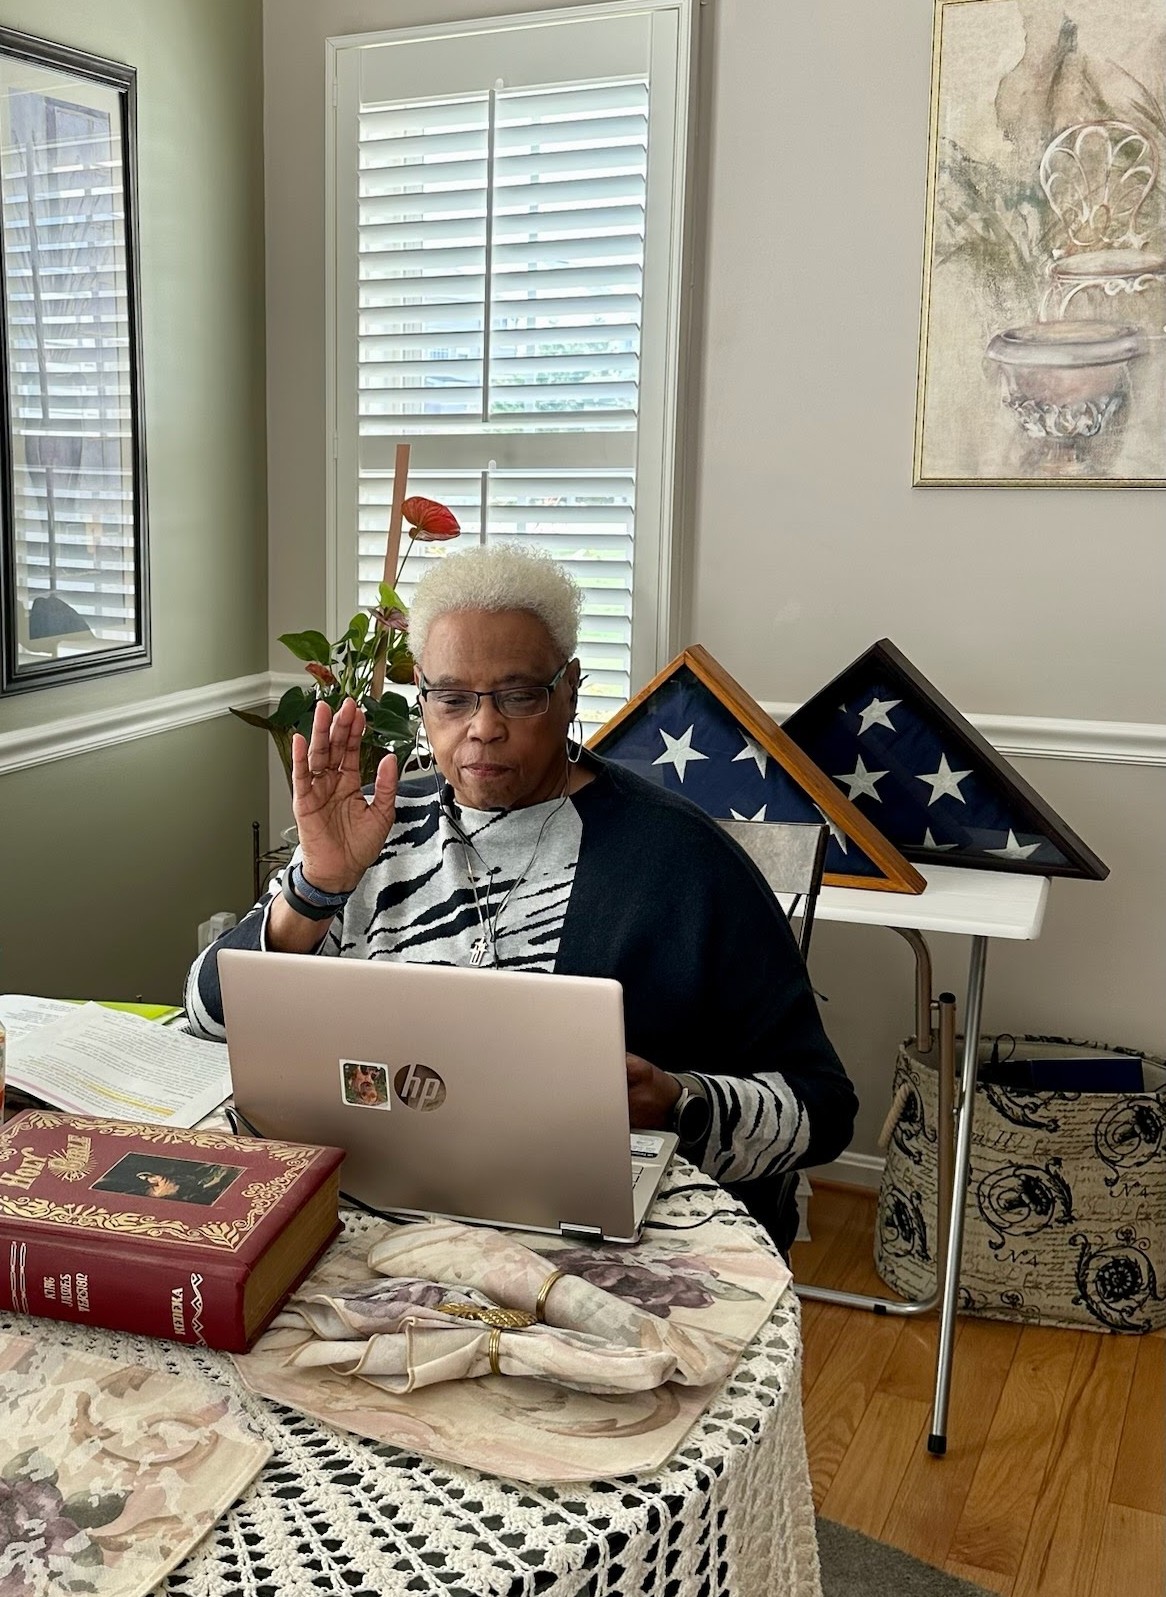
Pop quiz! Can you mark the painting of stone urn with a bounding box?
[915,0,1165,486]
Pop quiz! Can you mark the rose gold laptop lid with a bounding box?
[218,950,675,1243]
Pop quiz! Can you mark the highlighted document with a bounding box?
[4,1003,231,1127]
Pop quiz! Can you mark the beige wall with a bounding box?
[694,0,1165,720]
[693,1,1165,1161]
[0,0,268,1002]
[263,0,1165,1157]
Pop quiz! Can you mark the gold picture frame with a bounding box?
[913,0,1166,487]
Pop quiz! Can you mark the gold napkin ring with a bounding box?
[438,1301,534,1329]
[535,1268,565,1323]
[487,1325,503,1377]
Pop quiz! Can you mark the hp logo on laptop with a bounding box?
[394,1062,446,1111]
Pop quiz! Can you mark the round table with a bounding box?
[2,1166,821,1597]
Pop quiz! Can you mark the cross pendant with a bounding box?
[470,937,490,966]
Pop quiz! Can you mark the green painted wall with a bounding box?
[0,0,268,1002]
[0,723,270,1001]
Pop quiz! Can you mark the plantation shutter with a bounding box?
[330,5,691,729]
[2,90,136,656]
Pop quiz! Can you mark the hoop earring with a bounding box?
[567,716,583,764]
[412,715,434,772]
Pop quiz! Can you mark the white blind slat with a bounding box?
[2,115,138,653]
[341,17,687,716]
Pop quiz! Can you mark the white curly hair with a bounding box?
[408,543,582,664]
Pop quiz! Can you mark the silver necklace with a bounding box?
[458,780,571,967]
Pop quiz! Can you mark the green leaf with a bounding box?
[269,686,316,728]
[362,692,413,735]
[2,1447,57,1485]
[345,611,370,646]
[701,1277,761,1301]
[229,705,277,732]
[278,629,332,664]
[64,1487,128,1529]
[377,583,405,612]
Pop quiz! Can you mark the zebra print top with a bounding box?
[185,757,856,1245]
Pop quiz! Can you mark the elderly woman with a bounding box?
[186,546,856,1250]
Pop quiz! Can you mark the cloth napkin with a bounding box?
[0,1331,270,1597]
[234,1210,792,1481]
[265,1217,782,1395]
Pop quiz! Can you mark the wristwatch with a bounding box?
[670,1073,712,1147]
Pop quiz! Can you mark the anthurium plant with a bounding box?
[232,494,461,789]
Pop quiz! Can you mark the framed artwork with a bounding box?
[587,645,926,894]
[781,639,1109,880]
[914,0,1166,487]
[0,27,149,693]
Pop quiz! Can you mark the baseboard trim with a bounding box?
[2,670,1163,775]
[0,672,271,777]
[808,1151,885,1191]
[761,701,1166,767]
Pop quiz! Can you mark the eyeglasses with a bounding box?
[418,661,570,721]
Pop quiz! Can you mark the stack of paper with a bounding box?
[0,997,231,1128]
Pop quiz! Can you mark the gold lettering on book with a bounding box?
[0,1150,47,1190]
[75,1273,90,1313]
[170,1285,185,1337]
[60,1274,73,1307]
[43,1277,56,1300]
[0,1113,327,1244]
[47,1136,93,1182]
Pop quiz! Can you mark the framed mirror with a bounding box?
[0,27,148,694]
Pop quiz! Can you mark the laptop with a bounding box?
[218,949,678,1244]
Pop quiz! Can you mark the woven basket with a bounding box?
[875,1036,1166,1333]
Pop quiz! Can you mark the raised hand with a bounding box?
[290,698,398,894]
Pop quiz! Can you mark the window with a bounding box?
[0,27,148,694]
[328,3,692,728]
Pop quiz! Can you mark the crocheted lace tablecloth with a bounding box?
[1,1168,822,1597]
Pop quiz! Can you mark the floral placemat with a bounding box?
[233,1213,791,1483]
[0,1332,270,1597]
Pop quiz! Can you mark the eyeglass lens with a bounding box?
[425,687,551,719]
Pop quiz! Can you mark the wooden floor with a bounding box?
[791,1184,1165,1597]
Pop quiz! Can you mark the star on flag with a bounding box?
[985,830,1041,861]
[652,725,709,782]
[916,754,973,805]
[834,755,888,803]
[815,805,848,853]
[856,696,902,735]
[732,734,769,778]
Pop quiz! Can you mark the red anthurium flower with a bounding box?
[402,496,460,541]
[305,661,338,688]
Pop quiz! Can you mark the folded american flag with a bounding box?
[781,640,1107,880]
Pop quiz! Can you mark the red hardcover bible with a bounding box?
[0,1110,345,1351]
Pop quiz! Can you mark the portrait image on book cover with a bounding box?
[93,1152,245,1206]
[340,1059,391,1110]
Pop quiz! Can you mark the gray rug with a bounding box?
[818,1520,995,1596]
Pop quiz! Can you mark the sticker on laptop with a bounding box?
[340,1058,391,1110]
[630,1133,664,1160]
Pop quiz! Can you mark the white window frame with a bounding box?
[324,0,693,690]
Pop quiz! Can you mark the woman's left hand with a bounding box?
[626,1052,682,1129]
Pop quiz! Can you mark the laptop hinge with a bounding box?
[558,1222,604,1241]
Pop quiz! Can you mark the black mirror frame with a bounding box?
[0,26,149,696]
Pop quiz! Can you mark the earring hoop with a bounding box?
[411,715,434,772]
